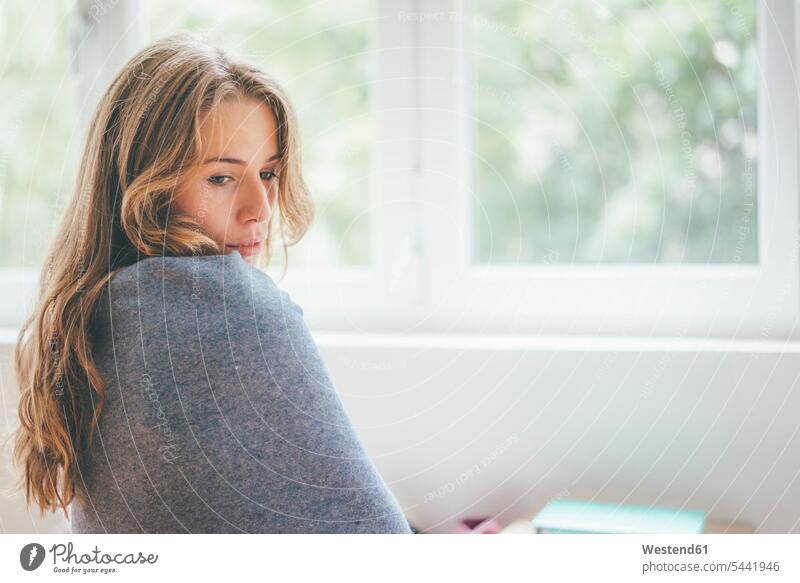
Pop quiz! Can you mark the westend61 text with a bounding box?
[642,544,708,555]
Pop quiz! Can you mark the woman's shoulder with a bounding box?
[111,250,269,292]
[104,251,303,320]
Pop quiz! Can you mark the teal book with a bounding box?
[531,499,705,534]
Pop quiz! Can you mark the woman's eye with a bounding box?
[207,175,232,185]
[260,170,279,181]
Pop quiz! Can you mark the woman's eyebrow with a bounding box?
[202,153,281,165]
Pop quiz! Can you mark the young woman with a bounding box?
[13,33,412,534]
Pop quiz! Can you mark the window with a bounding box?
[403,0,795,337]
[1,0,798,339]
[0,0,79,268]
[472,0,758,265]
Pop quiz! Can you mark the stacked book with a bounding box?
[530,499,706,534]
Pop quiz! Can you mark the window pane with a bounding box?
[472,0,758,264]
[0,0,79,267]
[145,0,371,268]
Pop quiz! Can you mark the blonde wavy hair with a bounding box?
[12,32,314,518]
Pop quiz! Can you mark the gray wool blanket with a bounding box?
[69,251,411,534]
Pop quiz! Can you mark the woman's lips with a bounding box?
[226,241,262,256]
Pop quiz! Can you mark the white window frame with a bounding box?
[1,0,798,341]
[397,0,800,339]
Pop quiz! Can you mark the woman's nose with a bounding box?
[237,173,274,223]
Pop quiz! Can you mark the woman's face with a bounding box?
[173,96,281,266]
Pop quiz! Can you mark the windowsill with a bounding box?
[0,327,18,347]
[4,325,800,355]
[311,331,800,354]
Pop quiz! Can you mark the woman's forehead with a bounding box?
[198,97,279,161]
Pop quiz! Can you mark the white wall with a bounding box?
[2,333,799,533]
[0,340,70,534]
